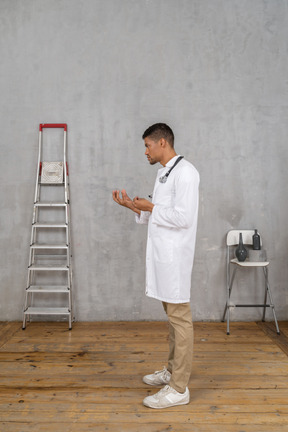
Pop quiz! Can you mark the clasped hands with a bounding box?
[112,189,154,213]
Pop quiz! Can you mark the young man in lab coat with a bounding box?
[112,123,199,409]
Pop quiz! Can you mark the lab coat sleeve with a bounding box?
[135,211,150,225]
[151,167,199,229]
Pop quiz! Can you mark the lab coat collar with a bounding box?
[165,155,181,168]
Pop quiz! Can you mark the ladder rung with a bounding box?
[24,307,70,316]
[27,285,70,293]
[29,264,69,271]
[33,222,67,228]
[39,182,64,186]
[31,256,68,260]
[34,202,67,207]
[30,243,68,249]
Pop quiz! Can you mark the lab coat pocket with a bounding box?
[153,236,174,263]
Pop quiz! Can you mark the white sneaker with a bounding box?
[143,385,190,409]
[143,367,171,386]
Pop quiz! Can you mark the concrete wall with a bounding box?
[0,0,288,322]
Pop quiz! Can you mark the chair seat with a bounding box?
[230,258,269,267]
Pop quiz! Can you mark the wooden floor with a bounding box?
[0,321,288,432]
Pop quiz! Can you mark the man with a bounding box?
[112,123,199,409]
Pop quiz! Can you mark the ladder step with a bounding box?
[30,243,68,249]
[34,202,67,207]
[39,182,64,186]
[24,307,70,316]
[33,222,67,228]
[29,264,69,271]
[27,285,70,293]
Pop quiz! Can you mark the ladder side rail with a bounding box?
[67,200,73,324]
[65,223,69,247]
[66,237,70,267]
[67,267,72,330]
[66,194,73,323]
[67,269,71,305]
[69,264,74,324]
[32,185,41,225]
[31,227,37,266]
[24,273,31,313]
[34,178,41,220]
[63,130,69,204]
[63,128,71,267]
[31,179,40,253]
[34,129,42,204]
[67,202,73,287]
[30,212,38,268]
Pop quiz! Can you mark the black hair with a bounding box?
[142,123,174,148]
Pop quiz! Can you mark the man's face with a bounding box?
[144,136,162,165]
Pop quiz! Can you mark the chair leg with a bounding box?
[262,269,268,322]
[227,303,230,335]
[262,267,280,335]
[222,267,237,321]
[222,267,237,335]
[222,303,228,322]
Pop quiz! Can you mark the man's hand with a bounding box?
[133,197,154,213]
[112,189,141,214]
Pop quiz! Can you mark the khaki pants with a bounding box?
[162,302,194,393]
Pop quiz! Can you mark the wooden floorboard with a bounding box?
[257,321,288,356]
[0,321,288,432]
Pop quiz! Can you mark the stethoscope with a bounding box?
[148,156,184,199]
[159,156,184,183]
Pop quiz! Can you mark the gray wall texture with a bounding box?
[0,0,288,322]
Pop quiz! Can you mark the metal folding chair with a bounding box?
[222,229,280,335]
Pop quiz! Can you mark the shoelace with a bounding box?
[158,385,173,395]
[154,366,168,376]
[154,367,171,382]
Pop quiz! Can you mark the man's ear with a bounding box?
[159,138,166,147]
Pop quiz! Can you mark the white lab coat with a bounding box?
[136,155,199,303]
